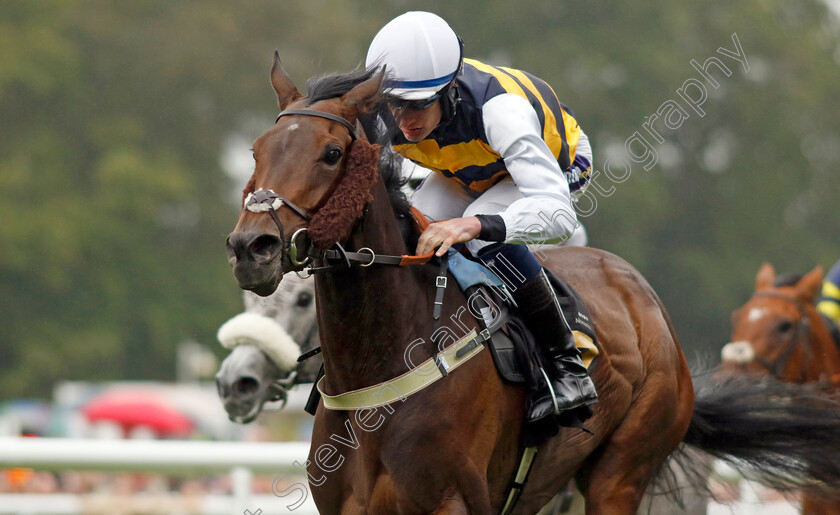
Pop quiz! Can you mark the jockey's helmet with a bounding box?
[366,11,463,102]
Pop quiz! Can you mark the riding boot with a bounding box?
[512,268,598,423]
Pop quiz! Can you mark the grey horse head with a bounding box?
[215,273,321,423]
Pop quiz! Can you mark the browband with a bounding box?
[276,109,360,141]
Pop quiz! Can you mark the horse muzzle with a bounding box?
[226,227,315,294]
[226,229,285,296]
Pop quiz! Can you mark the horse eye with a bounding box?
[296,291,313,308]
[777,320,793,333]
[324,148,343,165]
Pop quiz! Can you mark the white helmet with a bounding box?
[366,11,462,100]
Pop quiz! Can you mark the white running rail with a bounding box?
[0,437,318,514]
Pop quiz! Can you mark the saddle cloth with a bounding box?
[448,249,599,386]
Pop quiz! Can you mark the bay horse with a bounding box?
[721,262,840,514]
[225,54,840,514]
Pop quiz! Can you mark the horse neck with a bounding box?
[314,179,437,394]
[803,309,840,381]
[777,308,840,383]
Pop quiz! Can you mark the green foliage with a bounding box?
[1,0,838,398]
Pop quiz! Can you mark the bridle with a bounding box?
[243,107,435,274]
[747,291,812,380]
[243,109,360,226]
[244,105,460,385]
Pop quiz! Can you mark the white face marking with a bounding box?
[747,307,768,322]
[287,123,299,132]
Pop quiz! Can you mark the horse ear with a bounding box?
[756,262,776,291]
[341,70,384,117]
[271,51,302,110]
[795,265,824,303]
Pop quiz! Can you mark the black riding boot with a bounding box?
[512,268,598,423]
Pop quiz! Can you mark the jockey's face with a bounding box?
[390,99,442,142]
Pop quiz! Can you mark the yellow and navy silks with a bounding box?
[818,260,840,326]
[392,58,583,193]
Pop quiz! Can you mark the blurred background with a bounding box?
[1,0,838,512]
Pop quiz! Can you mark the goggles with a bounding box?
[385,91,442,111]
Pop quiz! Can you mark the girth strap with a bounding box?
[500,446,540,515]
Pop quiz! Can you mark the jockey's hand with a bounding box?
[416,216,482,257]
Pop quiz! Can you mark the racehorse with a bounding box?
[225,55,840,514]
[216,273,321,423]
[721,262,840,514]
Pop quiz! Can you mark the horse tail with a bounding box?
[682,372,840,493]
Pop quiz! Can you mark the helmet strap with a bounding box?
[439,83,460,124]
[439,36,464,124]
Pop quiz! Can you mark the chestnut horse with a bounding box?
[721,262,840,514]
[225,55,840,514]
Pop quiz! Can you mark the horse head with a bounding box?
[721,262,840,383]
[216,344,285,424]
[215,273,321,423]
[226,52,384,296]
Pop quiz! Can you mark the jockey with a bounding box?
[366,11,597,422]
[818,259,840,328]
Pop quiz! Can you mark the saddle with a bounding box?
[449,250,599,443]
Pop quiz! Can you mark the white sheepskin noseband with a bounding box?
[244,189,284,213]
[720,340,756,365]
[217,312,301,370]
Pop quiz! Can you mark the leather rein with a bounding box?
[243,108,435,275]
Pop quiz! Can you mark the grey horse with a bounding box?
[215,273,321,423]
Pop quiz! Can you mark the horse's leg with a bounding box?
[578,367,693,514]
[431,496,469,514]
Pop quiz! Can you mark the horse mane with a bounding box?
[305,68,411,217]
[305,67,379,106]
[774,273,803,288]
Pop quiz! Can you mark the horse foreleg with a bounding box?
[431,496,469,514]
[429,473,491,515]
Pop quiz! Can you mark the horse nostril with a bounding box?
[250,234,282,261]
[226,231,282,264]
[226,231,252,264]
[233,377,260,395]
[225,235,240,266]
[215,377,228,398]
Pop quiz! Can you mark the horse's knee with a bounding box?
[432,496,469,515]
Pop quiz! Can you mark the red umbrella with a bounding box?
[82,390,194,437]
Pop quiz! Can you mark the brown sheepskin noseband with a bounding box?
[307,138,380,250]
